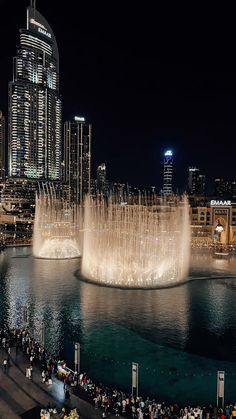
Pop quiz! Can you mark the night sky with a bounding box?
[0,1,235,192]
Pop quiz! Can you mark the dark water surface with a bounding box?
[1,247,236,403]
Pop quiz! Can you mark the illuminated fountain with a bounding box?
[33,192,81,259]
[82,195,190,288]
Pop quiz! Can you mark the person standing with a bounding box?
[2,359,7,372]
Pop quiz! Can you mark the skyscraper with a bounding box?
[97,163,106,195]
[214,178,235,198]
[0,111,5,180]
[8,1,61,180]
[188,167,206,195]
[162,150,173,196]
[64,116,91,202]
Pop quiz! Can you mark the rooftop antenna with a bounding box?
[30,0,36,8]
[30,0,36,19]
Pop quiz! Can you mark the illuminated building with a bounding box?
[8,1,61,180]
[214,178,236,198]
[188,167,206,195]
[190,199,236,246]
[0,111,5,180]
[162,150,173,196]
[97,163,106,195]
[64,116,91,202]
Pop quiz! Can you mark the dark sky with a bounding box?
[0,1,236,192]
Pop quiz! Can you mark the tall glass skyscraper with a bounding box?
[8,1,61,180]
[163,150,173,196]
[188,167,206,195]
[97,163,106,195]
[64,116,92,203]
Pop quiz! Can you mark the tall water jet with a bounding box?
[33,192,81,259]
[82,195,190,288]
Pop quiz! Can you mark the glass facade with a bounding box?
[64,118,91,202]
[8,5,61,180]
[97,163,106,195]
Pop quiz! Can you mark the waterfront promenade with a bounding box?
[0,347,125,419]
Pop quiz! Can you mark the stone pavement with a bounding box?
[0,347,126,419]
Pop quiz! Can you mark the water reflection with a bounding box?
[1,248,236,402]
[79,279,190,350]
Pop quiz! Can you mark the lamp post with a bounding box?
[132,362,139,397]
[74,342,80,374]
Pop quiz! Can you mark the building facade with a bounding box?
[188,167,206,195]
[190,198,236,246]
[8,2,61,180]
[214,178,236,198]
[64,116,91,202]
[97,163,106,195]
[162,150,173,196]
[0,111,5,180]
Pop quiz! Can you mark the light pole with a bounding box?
[74,342,80,374]
[217,371,225,408]
[132,362,139,397]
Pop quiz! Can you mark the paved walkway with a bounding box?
[0,347,126,419]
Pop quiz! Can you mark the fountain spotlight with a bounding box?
[81,195,191,289]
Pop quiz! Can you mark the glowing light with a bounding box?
[211,200,231,206]
[74,116,85,122]
[164,150,173,156]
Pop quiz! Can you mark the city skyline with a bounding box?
[0,1,236,190]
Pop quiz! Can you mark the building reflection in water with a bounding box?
[2,248,82,356]
[1,248,236,363]
[2,248,236,401]
[79,277,190,351]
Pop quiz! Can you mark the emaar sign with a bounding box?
[38,27,51,38]
[210,200,231,206]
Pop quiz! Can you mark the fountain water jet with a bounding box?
[82,195,190,288]
[33,192,81,259]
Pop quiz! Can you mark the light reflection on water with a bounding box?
[1,247,236,403]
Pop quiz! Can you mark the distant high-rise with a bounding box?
[188,167,206,195]
[97,163,106,195]
[162,150,173,196]
[0,111,5,180]
[214,178,236,198]
[8,2,61,179]
[64,116,91,202]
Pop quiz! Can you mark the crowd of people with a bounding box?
[1,326,236,419]
[40,407,79,418]
[70,372,236,418]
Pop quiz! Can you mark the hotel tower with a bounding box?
[163,150,173,196]
[8,1,61,180]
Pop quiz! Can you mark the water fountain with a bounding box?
[33,192,81,259]
[82,195,190,288]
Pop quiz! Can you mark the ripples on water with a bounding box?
[1,247,236,403]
